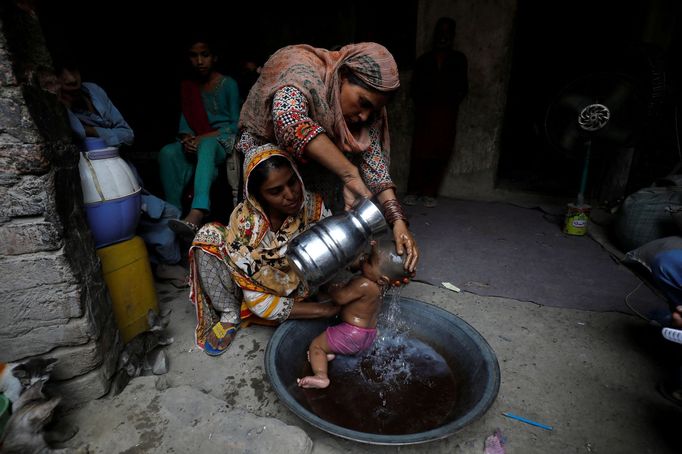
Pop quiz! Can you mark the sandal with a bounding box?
[169,219,200,241]
[204,322,239,356]
[403,194,419,206]
[422,196,438,208]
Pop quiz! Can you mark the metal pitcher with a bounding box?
[287,198,388,289]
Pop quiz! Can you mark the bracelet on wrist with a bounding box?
[381,199,409,227]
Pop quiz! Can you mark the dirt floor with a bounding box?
[60,277,682,453]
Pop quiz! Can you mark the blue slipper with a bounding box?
[204,322,239,356]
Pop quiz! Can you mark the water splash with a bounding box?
[351,288,418,391]
[377,288,409,337]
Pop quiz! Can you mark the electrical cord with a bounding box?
[624,280,661,326]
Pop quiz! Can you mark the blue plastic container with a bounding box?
[85,192,141,248]
[78,142,141,249]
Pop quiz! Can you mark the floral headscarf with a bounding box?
[193,144,328,299]
[239,42,400,154]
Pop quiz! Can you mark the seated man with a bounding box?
[56,57,134,149]
[649,248,682,406]
[651,249,682,328]
[56,55,187,286]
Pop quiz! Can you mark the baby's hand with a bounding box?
[390,270,416,287]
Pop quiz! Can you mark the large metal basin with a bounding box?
[264,297,500,445]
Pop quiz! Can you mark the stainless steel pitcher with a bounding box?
[287,198,388,289]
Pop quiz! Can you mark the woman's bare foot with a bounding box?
[297,375,330,389]
[185,208,204,226]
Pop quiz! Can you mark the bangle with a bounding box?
[382,199,408,227]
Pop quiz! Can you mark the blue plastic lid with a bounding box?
[84,137,108,151]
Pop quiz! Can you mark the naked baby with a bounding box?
[297,240,410,389]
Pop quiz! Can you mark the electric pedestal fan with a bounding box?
[545,72,645,209]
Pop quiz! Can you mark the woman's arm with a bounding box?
[271,86,372,209]
[376,188,419,273]
[85,83,134,147]
[356,123,418,272]
[305,134,372,209]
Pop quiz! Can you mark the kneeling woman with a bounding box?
[189,144,341,355]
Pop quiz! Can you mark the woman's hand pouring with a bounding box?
[392,220,418,273]
[342,173,373,211]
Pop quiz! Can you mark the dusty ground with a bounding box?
[60,279,682,453]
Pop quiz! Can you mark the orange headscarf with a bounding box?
[239,43,400,154]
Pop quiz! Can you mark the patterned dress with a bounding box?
[188,145,330,350]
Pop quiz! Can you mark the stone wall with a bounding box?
[0,2,119,406]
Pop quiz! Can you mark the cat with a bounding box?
[0,377,71,453]
[110,309,174,395]
[0,358,57,404]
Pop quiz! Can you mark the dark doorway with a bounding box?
[498,0,682,202]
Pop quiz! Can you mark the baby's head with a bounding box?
[361,239,411,287]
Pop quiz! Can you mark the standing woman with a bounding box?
[236,43,419,272]
[160,36,241,239]
[405,17,468,208]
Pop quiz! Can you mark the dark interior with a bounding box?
[36,0,417,200]
[36,0,682,203]
[499,0,682,202]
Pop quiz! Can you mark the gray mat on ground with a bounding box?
[405,198,667,313]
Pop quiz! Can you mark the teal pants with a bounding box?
[158,137,226,212]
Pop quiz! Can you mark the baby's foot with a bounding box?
[297,375,330,389]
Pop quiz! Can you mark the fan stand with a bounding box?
[577,140,591,206]
[575,103,611,206]
[563,103,611,235]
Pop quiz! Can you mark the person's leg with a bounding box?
[158,142,193,210]
[651,249,682,328]
[138,194,182,265]
[297,331,333,389]
[191,136,227,212]
[194,249,241,354]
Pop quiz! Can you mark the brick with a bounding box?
[0,86,42,144]
[0,219,62,255]
[0,312,95,360]
[0,251,73,291]
[0,282,83,338]
[0,143,50,176]
[0,173,48,217]
[30,314,120,381]
[47,336,120,408]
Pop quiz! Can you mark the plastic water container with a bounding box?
[96,236,159,343]
[79,139,141,248]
